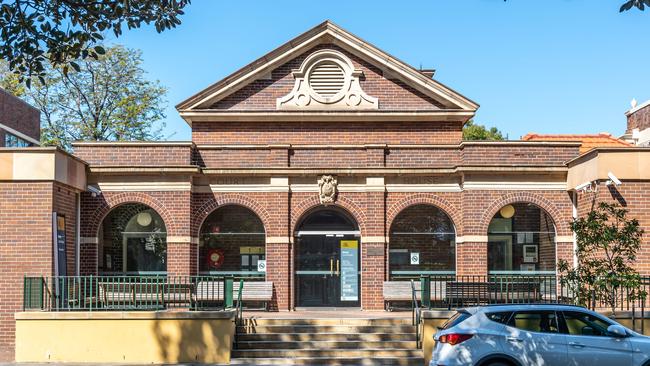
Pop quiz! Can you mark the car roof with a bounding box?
[459,303,588,314]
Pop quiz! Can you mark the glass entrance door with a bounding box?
[296,235,360,307]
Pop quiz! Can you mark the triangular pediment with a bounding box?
[176,21,478,123]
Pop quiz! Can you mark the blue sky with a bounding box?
[110,1,650,141]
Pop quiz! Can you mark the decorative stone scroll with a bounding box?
[277,49,378,110]
[318,175,338,205]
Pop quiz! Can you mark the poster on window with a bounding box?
[340,240,359,301]
[52,213,67,277]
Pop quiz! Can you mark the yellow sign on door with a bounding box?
[340,240,358,249]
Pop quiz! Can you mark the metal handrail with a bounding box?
[411,279,422,349]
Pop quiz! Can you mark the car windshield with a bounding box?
[441,311,471,330]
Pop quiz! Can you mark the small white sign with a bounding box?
[257,260,267,272]
[410,252,420,265]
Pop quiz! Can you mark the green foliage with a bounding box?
[0,45,167,150]
[462,120,505,141]
[0,0,190,82]
[558,202,646,314]
[620,0,650,11]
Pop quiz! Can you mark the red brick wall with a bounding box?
[627,104,650,133]
[73,144,194,166]
[210,44,444,111]
[192,121,463,145]
[0,88,40,146]
[0,182,79,361]
[577,182,650,275]
[462,143,579,166]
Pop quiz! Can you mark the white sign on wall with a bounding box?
[410,252,420,265]
[257,260,267,272]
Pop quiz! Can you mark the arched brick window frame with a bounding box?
[87,192,175,238]
[192,194,271,238]
[291,195,367,236]
[386,194,462,236]
[479,192,570,237]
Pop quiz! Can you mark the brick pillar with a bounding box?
[167,240,197,277]
[361,178,386,310]
[79,237,98,275]
[456,239,488,277]
[266,239,291,311]
[361,239,386,310]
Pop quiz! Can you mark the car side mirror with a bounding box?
[607,324,627,338]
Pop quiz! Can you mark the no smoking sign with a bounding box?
[410,252,420,265]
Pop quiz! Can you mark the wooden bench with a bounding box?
[490,282,541,302]
[383,281,447,310]
[194,281,273,310]
[98,281,192,309]
[446,281,491,308]
[234,282,273,310]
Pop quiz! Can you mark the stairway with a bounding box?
[230,317,424,366]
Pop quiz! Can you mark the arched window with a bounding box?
[389,204,456,280]
[199,205,265,278]
[488,203,556,275]
[99,204,167,274]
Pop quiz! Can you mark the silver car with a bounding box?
[431,304,650,366]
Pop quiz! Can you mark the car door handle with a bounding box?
[568,341,585,348]
[506,337,523,343]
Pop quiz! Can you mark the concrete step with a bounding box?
[237,324,416,334]
[236,340,419,350]
[240,318,412,326]
[232,349,423,358]
[236,332,417,342]
[230,356,424,365]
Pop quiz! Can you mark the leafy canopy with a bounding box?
[462,120,505,141]
[1,45,168,150]
[558,202,646,313]
[0,0,190,83]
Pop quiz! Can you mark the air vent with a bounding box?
[308,61,345,98]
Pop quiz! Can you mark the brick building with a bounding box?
[1,21,649,360]
[0,87,40,147]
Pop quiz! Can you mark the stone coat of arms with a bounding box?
[318,175,338,205]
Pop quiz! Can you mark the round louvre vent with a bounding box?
[308,61,345,98]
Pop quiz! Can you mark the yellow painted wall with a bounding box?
[15,312,235,364]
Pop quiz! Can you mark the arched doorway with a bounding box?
[294,207,360,308]
[198,205,266,280]
[487,202,556,275]
[98,203,167,274]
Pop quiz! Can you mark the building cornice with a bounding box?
[180,110,474,123]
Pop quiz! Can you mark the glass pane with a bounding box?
[488,203,556,273]
[199,205,265,274]
[510,311,559,333]
[389,205,455,280]
[99,204,167,274]
[297,208,358,232]
[563,311,612,336]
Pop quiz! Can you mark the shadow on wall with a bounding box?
[608,185,627,207]
[152,315,233,364]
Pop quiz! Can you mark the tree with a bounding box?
[462,120,506,141]
[0,45,167,150]
[558,202,646,314]
[620,0,650,11]
[502,0,646,12]
[0,0,190,83]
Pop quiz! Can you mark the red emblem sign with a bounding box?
[207,248,225,269]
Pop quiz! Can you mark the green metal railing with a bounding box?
[23,275,244,312]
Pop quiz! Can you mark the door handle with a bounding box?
[336,260,340,275]
[506,336,523,343]
[568,341,585,348]
[330,259,334,275]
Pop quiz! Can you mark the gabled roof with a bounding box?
[176,20,478,123]
[522,132,632,154]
